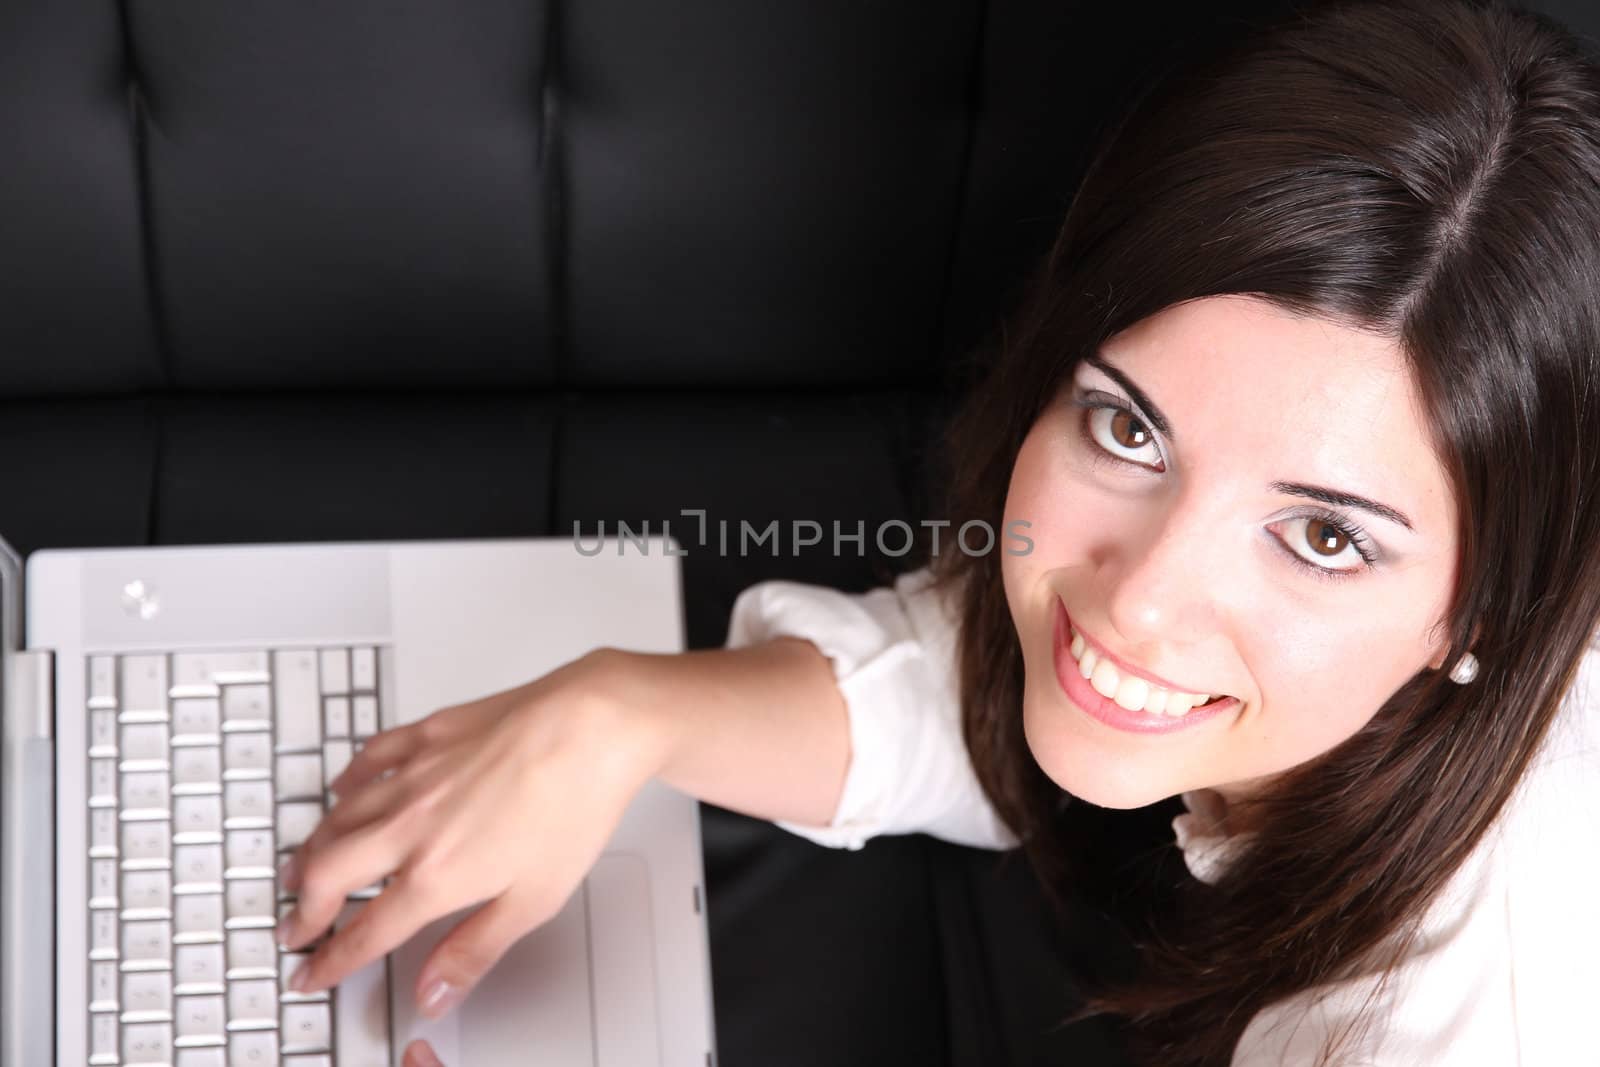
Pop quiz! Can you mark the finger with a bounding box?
[328,723,423,798]
[414,893,537,1021]
[403,1039,446,1067]
[279,820,405,951]
[281,770,409,895]
[289,870,446,994]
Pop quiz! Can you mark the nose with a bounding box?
[1098,494,1226,651]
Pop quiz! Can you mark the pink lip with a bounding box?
[1052,600,1236,735]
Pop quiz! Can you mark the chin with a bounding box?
[1020,691,1176,810]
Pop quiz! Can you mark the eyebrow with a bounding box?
[1085,355,1173,438]
[1270,482,1415,531]
[1083,354,1417,532]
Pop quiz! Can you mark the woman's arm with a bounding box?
[594,636,852,828]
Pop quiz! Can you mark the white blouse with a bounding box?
[724,566,1600,1065]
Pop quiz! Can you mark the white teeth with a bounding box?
[1090,659,1121,699]
[1067,626,1224,718]
[1113,676,1149,711]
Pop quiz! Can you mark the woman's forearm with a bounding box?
[589,639,852,828]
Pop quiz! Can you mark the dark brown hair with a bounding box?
[924,0,1600,1062]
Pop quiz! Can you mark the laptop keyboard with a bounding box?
[84,647,393,1066]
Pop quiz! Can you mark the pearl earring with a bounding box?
[1448,652,1480,685]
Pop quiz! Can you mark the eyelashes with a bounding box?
[1067,388,1380,581]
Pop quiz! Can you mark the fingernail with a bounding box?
[288,960,313,993]
[276,908,298,951]
[419,977,463,1020]
[410,1042,445,1067]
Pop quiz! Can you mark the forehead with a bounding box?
[1099,295,1453,527]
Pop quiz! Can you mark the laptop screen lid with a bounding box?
[1,533,55,1067]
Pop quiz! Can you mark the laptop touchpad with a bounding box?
[454,851,661,1066]
[457,885,595,1063]
[586,851,663,1067]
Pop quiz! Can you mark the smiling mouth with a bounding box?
[1060,614,1232,720]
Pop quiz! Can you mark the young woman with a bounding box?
[275,0,1600,1063]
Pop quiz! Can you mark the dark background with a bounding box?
[5,1,1597,1063]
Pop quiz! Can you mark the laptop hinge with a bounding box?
[6,649,53,741]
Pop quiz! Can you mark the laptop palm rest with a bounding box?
[389,850,661,1066]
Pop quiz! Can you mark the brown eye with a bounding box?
[1306,520,1349,557]
[1083,404,1163,471]
[1110,410,1151,449]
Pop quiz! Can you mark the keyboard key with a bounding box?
[121,869,172,914]
[226,928,277,973]
[229,1029,279,1066]
[224,780,273,824]
[174,895,224,941]
[227,978,278,1025]
[276,753,323,799]
[120,655,168,713]
[319,649,350,695]
[120,721,169,764]
[122,1020,173,1064]
[279,953,324,998]
[227,829,277,874]
[171,697,221,742]
[90,1010,119,1061]
[224,732,273,774]
[90,959,119,1010]
[175,942,226,991]
[275,650,322,750]
[174,650,269,690]
[322,740,353,789]
[173,746,222,788]
[121,771,170,815]
[352,695,379,737]
[89,759,117,803]
[90,909,119,958]
[174,991,226,1039]
[226,879,277,922]
[351,647,376,691]
[223,685,272,730]
[122,970,173,1015]
[177,1048,227,1067]
[122,818,172,864]
[174,795,223,838]
[89,858,118,907]
[282,1000,333,1052]
[121,919,171,965]
[323,696,351,739]
[89,708,118,753]
[89,655,117,705]
[277,803,322,850]
[174,843,224,890]
[90,808,118,854]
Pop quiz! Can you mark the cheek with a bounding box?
[1003,421,1094,573]
[1243,614,1434,754]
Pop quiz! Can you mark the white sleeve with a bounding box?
[723,566,1019,852]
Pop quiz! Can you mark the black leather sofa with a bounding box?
[8,2,1597,1064]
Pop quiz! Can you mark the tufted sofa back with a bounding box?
[6,0,1157,396]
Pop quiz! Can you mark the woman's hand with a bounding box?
[274,648,666,1023]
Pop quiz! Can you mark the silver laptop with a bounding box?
[0,535,716,1066]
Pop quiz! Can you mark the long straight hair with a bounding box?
[925,1,1600,1062]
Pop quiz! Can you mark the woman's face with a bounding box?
[1001,294,1459,813]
